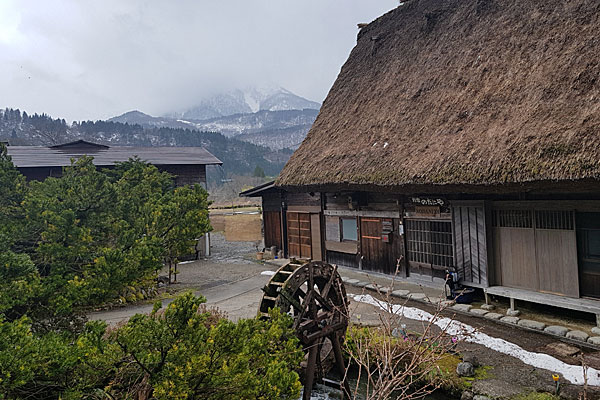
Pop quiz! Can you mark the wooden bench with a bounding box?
[484,286,600,327]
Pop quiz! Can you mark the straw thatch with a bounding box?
[277,0,600,192]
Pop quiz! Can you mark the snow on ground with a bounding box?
[353,294,600,386]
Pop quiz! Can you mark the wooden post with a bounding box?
[596,314,600,329]
[484,291,490,306]
[510,297,516,311]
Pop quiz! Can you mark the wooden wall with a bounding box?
[323,192,404,274]
[263,211,282,250]
[157,164,206,187]
[19,166,64,181]
[262,191,283,212]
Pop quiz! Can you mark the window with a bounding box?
[341,218,358,241]
[405,219,453,268]
[535,210,574,230]
[492,210,532,228]
[325,216,341,241]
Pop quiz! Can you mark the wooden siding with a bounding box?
[158,164,206,187]
[359,217,404,275]
[452,203,489,287]
[311,213,323,261]
[19,166,64,181]
[327,251,359,269]
[263,211,282,251]
[286,192,321,207]
[325,240,357,254]
[262,192,283,212]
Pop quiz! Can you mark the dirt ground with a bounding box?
[348,289,600,399]
[90,233,600,399]
[209,209,262,242]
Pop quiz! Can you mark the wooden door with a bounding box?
[492,210,538,290]
[535,211,578,297]
[452,204,489,287]
[577,212,600,298]
[287,212,312,259]
[360,218,385,273]
[263,211,282,251]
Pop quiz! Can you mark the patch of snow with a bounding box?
[383,142,389,148]
[176,119,197,126]
[261,270,276,276]
[352,294,600,386]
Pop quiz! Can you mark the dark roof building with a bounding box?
[277,0,600,194]
[246,0,600,322]
[7,140,222,186]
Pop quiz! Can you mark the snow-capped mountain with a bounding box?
[109,87,320,150]
[167,86,320,120]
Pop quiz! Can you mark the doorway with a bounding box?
[577,212,600,298]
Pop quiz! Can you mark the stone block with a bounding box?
[460,391,474,400]
[544,325,569,337]
[587,336,600,346]
[591,327,600,336]
[500,316,520,324]
[355,281,369,288]
[566,330,589,342]
[440,300,456,307]
[345,278,360,285]
[379,287,391,294]
[506,309,521,317]
[365,284,378,291]
[462,352,479,367]
[481,304,496,311]
[456,362,474,377]
[341,276,350,283]
[470,308,489,316]
[391,289,410,298]
[484,312,503,320]
[518,319,546,330]
[407,293,427,300]
[452,304,473,313]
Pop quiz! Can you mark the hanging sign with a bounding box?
[411,197,446,206]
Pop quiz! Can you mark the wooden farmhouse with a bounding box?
[7,139,222,256]
[243,0,600,324]
[6,139,222,187]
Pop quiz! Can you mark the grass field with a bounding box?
[209,208,262,243]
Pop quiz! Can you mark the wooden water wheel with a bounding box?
[259,261,351,400]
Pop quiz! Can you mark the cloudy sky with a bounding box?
[0,1,397,121]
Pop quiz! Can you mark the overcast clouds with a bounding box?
[0,1,397,121]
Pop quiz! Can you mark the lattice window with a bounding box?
[405,219,453,268]
[492,210,533,228]
[535,210,574,230]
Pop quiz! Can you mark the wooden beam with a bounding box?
[324,209,401,218]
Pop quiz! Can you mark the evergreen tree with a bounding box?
[253,165,266,178]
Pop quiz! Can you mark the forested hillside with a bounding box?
[0,108,291,180]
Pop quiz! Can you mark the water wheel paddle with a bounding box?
[259,261,351,400]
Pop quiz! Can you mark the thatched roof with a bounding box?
[277,0,600,193]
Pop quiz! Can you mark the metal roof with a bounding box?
[7,145,223,168]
